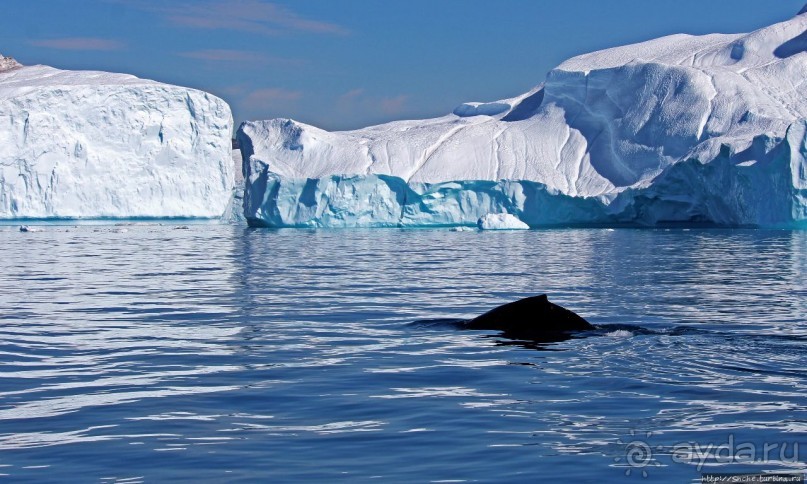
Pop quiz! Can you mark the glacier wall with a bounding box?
[240,8,807,228]
[0,64,234,219]
[242,173,608,229]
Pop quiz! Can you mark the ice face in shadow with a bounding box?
[0,62,234,219]
[240,8,807,228]
[241,164,608,228]
[774,29,807,58]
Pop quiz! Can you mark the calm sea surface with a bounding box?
[0,225,805,483]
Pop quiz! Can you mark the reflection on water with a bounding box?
[0,225,805,482]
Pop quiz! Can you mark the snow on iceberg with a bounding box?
[0,58,234,220]
[0,54,21,72]
[477,213,529,230]
[240,8,807,228]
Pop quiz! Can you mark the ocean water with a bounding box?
[0,225,805,483]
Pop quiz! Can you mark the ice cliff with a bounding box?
[239,8,807,228]
[0,58,233,219]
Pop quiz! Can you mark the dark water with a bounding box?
[0,225,805,483]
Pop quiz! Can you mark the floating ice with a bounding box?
[240,8,807,228]
[0,61,234,220]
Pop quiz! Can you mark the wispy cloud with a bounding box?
[29,37,125,51]
[178,49,305,66]
[338,88,366,105]
[338,89,410,117]
[244,87,303,105]
[120,0,348,36]
[379,95,408,115]
[219,84,251,97]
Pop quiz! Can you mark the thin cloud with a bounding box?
[178,49,305,66]
[29,37,126,51]
[244,87,303,105]
[338,88,366,104]
[336,89,411,118]
[121,0,349,36]
[219,84,250,97]
[379,95,408,115]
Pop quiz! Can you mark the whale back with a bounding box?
[464,295,594,335]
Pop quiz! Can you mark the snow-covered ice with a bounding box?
[477,214,529,230]
[0,54,21,72]
[240,8,807,228]
[0,60,234,219]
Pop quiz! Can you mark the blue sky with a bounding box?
[1,0,805,131]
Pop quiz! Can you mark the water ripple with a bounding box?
[0,226,804,481]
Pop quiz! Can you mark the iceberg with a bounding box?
[240,7,807,228]
[0,55,234,220]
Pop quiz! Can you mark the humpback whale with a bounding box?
[462,294,594,343]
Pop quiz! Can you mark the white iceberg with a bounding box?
[240,7,807,228]
[477,213,529,230]
[0,56,234,220]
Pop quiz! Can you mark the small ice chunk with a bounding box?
[477,213,529,230]
[19,225,43,232]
